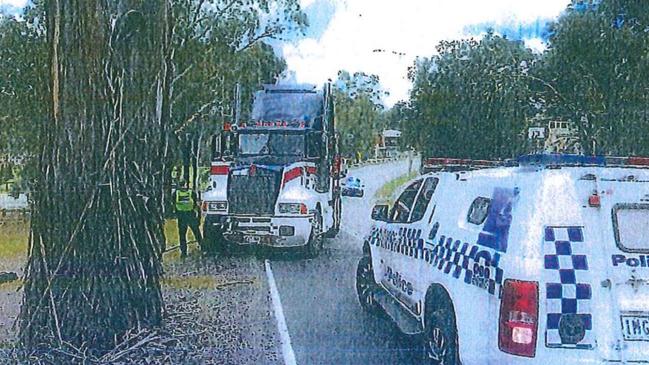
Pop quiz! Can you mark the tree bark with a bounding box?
[19,0,172,353]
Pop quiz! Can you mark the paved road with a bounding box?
[269,159,423,365]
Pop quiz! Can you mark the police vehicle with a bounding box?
[356,155,649,364]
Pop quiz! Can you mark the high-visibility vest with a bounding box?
[175,189,194,212]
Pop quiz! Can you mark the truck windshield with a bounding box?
[238,133,305,157]
[251,92,323,122]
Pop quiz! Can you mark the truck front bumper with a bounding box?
[204,213,313,248]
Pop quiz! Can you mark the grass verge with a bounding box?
[0,221,28,260]
[374,171,418,201]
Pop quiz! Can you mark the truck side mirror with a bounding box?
[371,204,389,221]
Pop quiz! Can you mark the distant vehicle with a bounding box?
[357,154,649,364]
[201,84,342,257]
[342,176,364,197]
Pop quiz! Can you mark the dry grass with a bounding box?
[0,221,28,263]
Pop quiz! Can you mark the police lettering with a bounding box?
[385,267,414,296]
[612,254,649,268]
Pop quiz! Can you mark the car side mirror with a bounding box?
[371,204,389,221]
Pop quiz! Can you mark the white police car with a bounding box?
[356,155,649,364]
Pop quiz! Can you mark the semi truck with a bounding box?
[201,84,341,256]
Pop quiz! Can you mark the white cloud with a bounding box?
[0,0,27,7]
[284,0,570,106]
[525,37,548,54]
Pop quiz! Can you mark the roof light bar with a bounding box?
[518,154,649,168]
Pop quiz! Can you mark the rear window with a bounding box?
[612,203,649,253]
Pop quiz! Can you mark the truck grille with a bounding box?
[228,170,282,215]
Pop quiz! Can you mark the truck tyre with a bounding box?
[203,225,225,256]
[355,256,382,314]
[305,210,323,258]
[324,195,341,238]
[423,288,460,365]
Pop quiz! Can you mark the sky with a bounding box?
[286,0,572,106]
[0,0,572,106]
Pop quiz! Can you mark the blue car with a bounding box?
[342,176,364,197]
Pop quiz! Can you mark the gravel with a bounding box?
[0,252,283,364]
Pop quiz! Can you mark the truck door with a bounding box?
[578,178,649,363]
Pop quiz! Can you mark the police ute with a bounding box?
[356,155,649,364]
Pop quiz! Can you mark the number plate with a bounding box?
[243,235,260,244]
[621,314,649,341]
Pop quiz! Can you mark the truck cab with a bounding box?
[202,84,341,256]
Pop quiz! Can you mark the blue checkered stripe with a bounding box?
[544,226,594,349]
[430,235,504,297]
[369,226,425,257]
[368,225,504,297]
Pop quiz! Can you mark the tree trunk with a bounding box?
[19,0,172,353]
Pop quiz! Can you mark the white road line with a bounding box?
[264,259,298,365]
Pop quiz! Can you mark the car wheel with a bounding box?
[355,256,382,314]
[423,293,459,365]
[305,210,323,258]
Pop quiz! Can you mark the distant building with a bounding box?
[375,129,402,158]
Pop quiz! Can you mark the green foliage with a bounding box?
[406,34,536,160]
[538,0,649,155]
[334,70,388,160]
[0,3,47,158]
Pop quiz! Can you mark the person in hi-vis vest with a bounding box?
[173,179,203,258]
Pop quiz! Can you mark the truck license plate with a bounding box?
[621,314,649,341]
[244,236,260,244]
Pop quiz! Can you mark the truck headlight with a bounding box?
[278,203,307,215]
[207,201,228,212]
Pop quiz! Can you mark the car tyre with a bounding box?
[423,291,459,365]
[355,256,382,314]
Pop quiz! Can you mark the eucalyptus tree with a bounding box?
[0,3,47,162]
[334,70,389,159]
[19,0,173,354]
[170,0,306,189]
[538,0,649,155]
[406,34,536,160]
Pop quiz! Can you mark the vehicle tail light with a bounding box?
[202,201,208,212]
[211,165,229,175]
[498,279,538,358]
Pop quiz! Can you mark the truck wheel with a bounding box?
[423,289,459,365]
[355,256,382,314]
[324,196,341,238]
[203,225,228,256]
[305,210,323,258]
